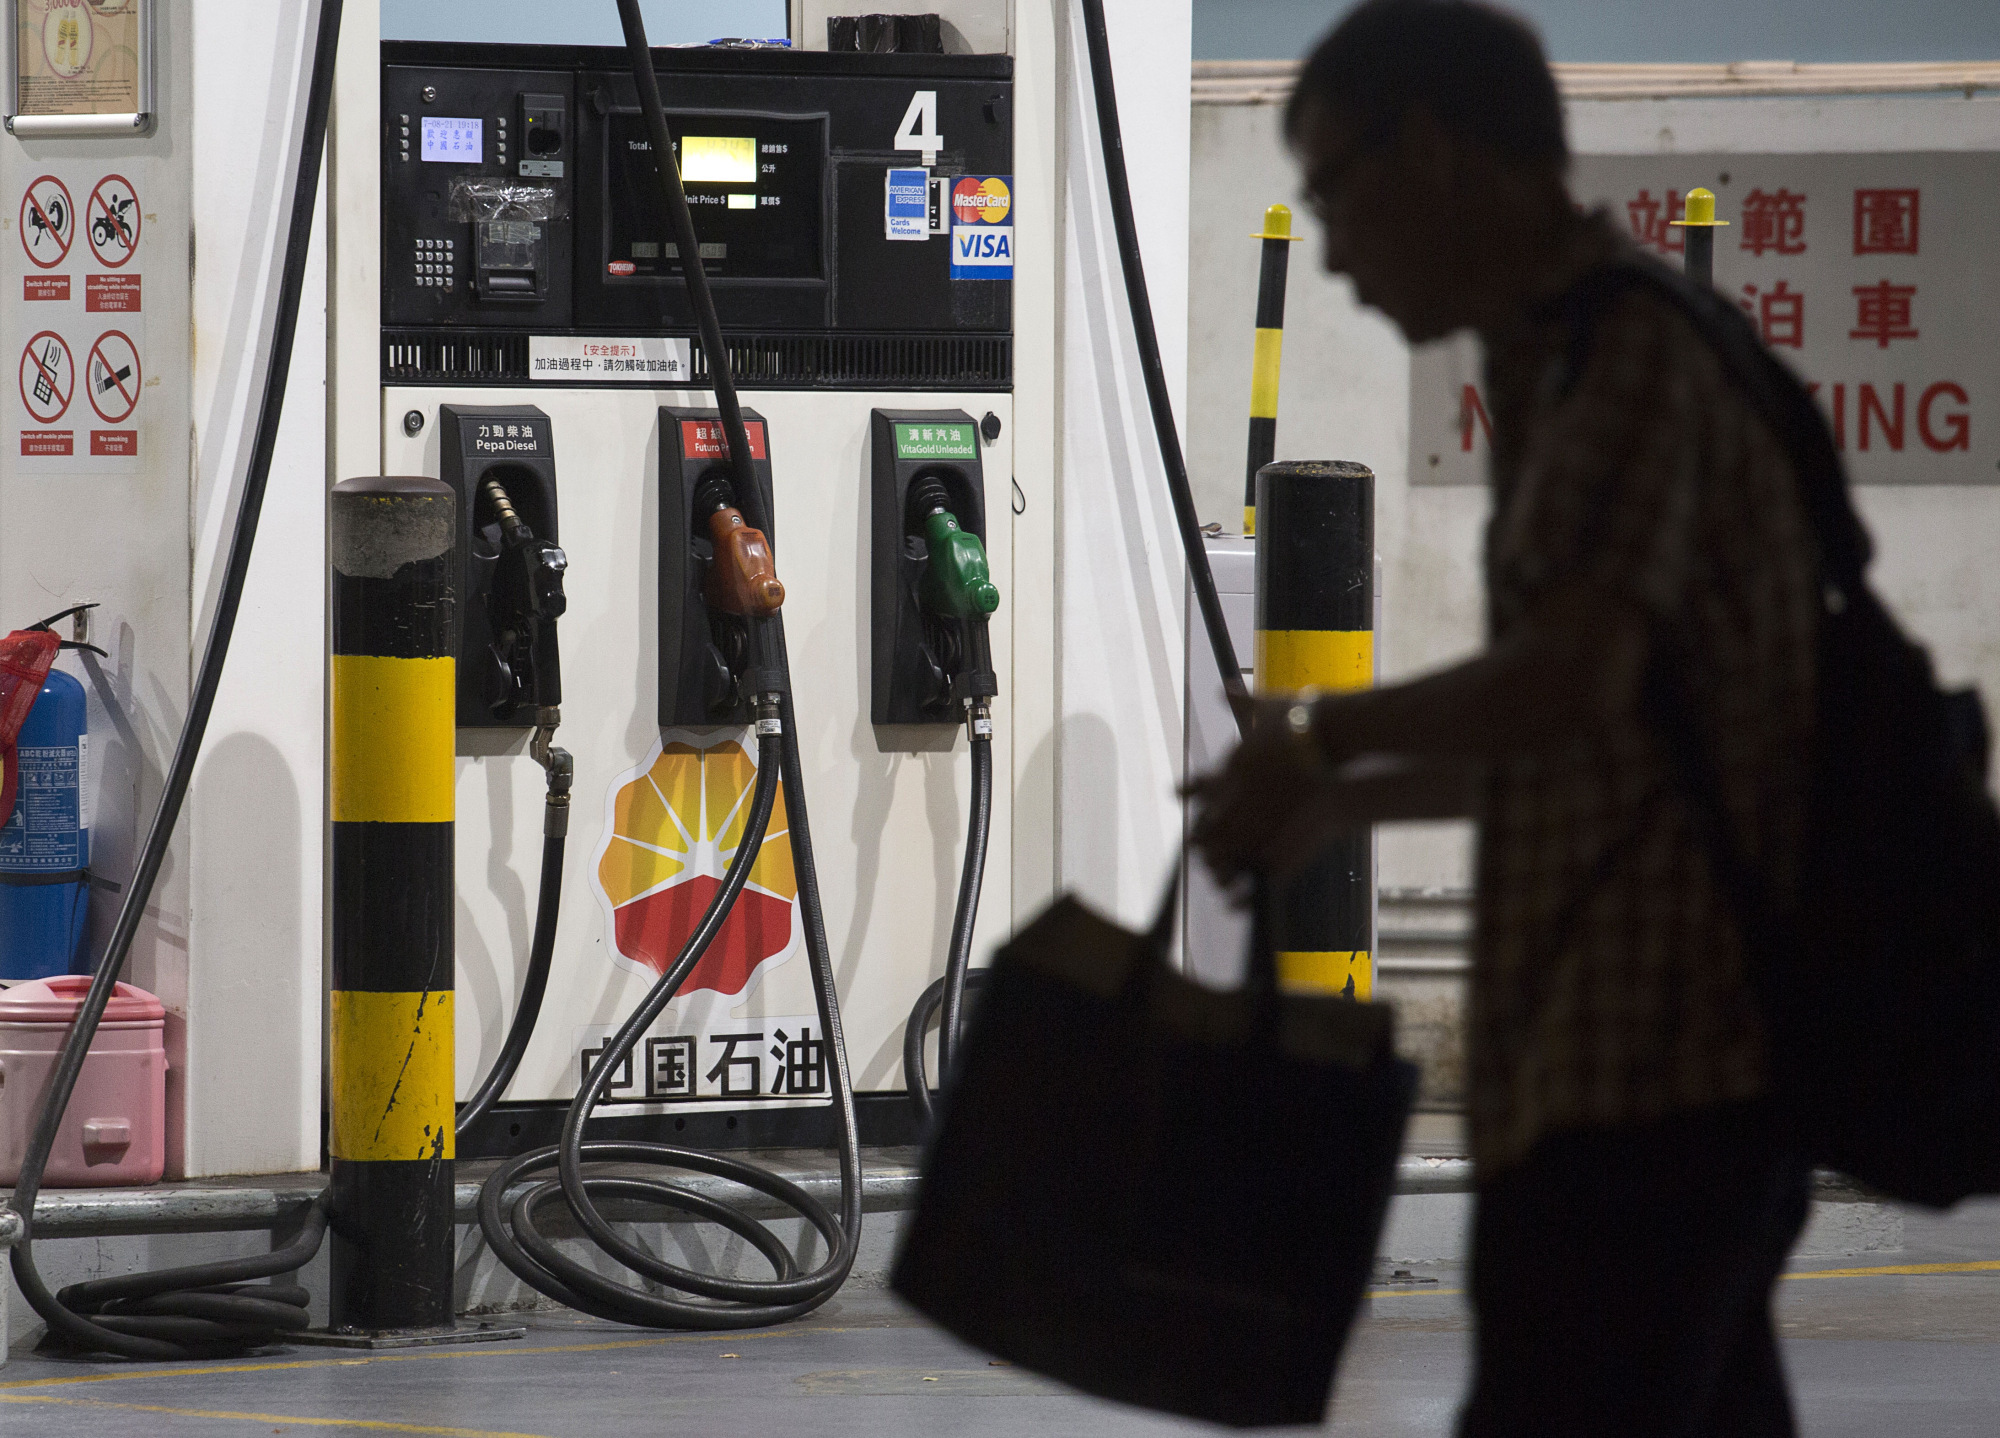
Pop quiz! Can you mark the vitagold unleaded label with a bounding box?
[894,422,976,461]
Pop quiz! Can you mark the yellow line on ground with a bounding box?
[1785,1259,2000,1280]
[0,1392,549,1437]
[0,1325,860,1392]
[1360,1259,2000,1300]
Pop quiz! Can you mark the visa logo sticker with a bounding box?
[951,224,1013,279]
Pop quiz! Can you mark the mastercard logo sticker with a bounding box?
[952,176,1011,226]
[593,738,796,998]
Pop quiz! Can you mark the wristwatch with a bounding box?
[1283,687,1321,744]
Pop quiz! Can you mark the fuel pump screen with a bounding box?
[606,112,826,280]
[421,116,483,162]
[679,136,756,185]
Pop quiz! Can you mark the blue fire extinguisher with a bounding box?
[0,666,91,980]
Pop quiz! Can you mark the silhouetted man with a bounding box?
[1192,4,1818,1433]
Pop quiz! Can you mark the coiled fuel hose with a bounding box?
[4,0,347,1359]
[465,0,862,1326]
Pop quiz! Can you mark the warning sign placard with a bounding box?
[8,166,149,470]
[19,330,73,425]
[1412,151,2000,487]
[85,174,139,268]
[86,330,139,425]
[19,174,73,269]
[85,273,138,312]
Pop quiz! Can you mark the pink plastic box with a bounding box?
[0,975,167,1187]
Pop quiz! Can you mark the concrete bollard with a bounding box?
[328,475,458,1334]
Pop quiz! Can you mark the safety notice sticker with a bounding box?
[529,334,692,382]
[20,331,73,426]
[8,166,152,472]
[86,329,141,426]
[20,175,73,269]
[86,274,139,313]
[85,174,140,268]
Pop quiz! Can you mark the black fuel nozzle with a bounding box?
[482,474,568,624]
[480,473,567,718]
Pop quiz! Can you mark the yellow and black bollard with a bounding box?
[329,475,458,1334]
[1254,460,1374,1000]
[1670,186,1728,288]
[1241,204,1302,537]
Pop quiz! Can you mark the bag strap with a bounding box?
[1141,861,1284,1030]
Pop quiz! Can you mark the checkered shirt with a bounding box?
[1469,217,1821,1175]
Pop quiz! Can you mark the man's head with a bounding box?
[1286,0,1572,341]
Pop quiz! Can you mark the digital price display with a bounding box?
[607,114,826,281]
[679,136,756,185]
[421,116,483,163]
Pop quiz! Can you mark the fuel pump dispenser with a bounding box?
[869,410,1001,1115]
[382,30,1013,1158]
[365,3,1015,1328]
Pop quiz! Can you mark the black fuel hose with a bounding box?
[465,1,861,1327]
[457,756,569,1135]
[1079,0,1250,740]
[4,0,345,1360]
[904,730,994,1124]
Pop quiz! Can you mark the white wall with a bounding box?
[1053,0,1195,926]
[181,0,329,1176]
[0,2,196,1162]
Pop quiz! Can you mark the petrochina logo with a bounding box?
[952,176,1010,226]
[593,738,797,998]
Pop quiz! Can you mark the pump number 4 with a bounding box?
[895,91,943,166]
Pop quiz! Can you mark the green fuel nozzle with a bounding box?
[911,479,1000,620]
[909,478,1000,724]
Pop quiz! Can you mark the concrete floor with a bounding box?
[5,1200,2000,1435]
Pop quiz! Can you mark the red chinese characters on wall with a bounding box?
[1739,281,1806,348]
[1853,188,1920,256]
[1740,188,1808,256]
[1850,279,1919,348]
[1625,189,1684,255]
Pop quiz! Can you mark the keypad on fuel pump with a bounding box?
[413,237,456,290]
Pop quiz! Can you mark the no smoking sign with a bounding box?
[87,330,141,425]
[19,331,74,425]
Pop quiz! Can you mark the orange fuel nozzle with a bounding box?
[704,507,786,617]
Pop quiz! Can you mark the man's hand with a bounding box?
[1187,696,1359,891]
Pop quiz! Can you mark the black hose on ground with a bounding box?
[466,2,862,1327]
[5,0,345,1360]
[1078,0,1250,741]
[905,731,994,1125]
